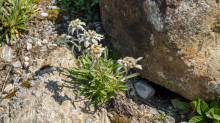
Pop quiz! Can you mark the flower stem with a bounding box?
[96,57,105,85]
[115,68,130,90]
[76,29,83,54]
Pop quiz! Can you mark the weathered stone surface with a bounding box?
[0,48,111,123]
[99,0,220,101]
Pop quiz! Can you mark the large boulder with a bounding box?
[99,0,220,101]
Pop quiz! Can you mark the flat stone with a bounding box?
[1,45,13,61]
[26,42,32,50]
[40,46,47,52]
[55,24,62,30]
[4,84,13,94]
[0,99,10,107]
[40,13,48,17]
[24,57,29,62]
[96,27,101,33]
[87,15,92,20]
[63,16,69,20]
[13,61,22,68]
[42,39,48,44]
[135,80,155,100]
[26,39,33,43]
[24,62,29,68]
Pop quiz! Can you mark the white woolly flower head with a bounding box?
[68,19,86,35]
[117,57,143,72]
[57,34,73,45]
[86,44,105,58]
[80,30,104,48]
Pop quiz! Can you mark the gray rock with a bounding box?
[167,106,173,110]
[60,6,66,10]
[11,77,20,83]
[52,6,57,10]
[55,24,62,30]
[181,114,186,119]
[48,21,53,26]
[13,61,22,68]
[4,84,13,94]
[31,37,38,42]
[63,16,69,20]
[84,26,89,30]
[42,39,48,44]
[17,86,26,93]
[24,57,29,62]
[130,90,135,96]
[26,42,32,50]
[28,80,36,87]
[32,89,37,95]
[40,13,48,17]
[36,39,42,46]
[46,30,53,35]
[26,39,33,43]
[0,99,10,107]
[85,118,93,123]
[16,92,25,99]
[24,62,29,68]
[88,22,94,29]
[46,6,53,10]
[95,23,100,27]
[1,45,13,61]
[96,27,101,33]
[87,15,92,20]
[107,112,113,118]
[40,46,47,52]
[135,80,155,100]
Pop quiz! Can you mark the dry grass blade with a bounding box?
[1,65,13,95]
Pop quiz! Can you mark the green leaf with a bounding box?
[89,61,95,70]
[197,99,209,117]
[213,120,220,123]
[206,108,220,121]
[210,101,219,109]
[125,73,139,79]
[171,99,190,112]
[217,96,220,107]
[188,116,208,123]
[189,101,198,113]
[104,46,108,59]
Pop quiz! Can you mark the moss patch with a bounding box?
[0,90,17,102]
[110,114,132,123]
[40,64,51,70]
[20,77,33,88]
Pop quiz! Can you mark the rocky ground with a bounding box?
[0,0,192,123]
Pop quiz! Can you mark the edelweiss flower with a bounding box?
[86,44,105,58]
[116,57,143,72]
[68,19,86,35]
[57,34,73,45]
[80,30,104,47]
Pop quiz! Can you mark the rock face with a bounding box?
[0,47,111,123]
[99,0,220,101]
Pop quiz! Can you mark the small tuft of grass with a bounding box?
[40,64,51,70]
[0,90,17,102]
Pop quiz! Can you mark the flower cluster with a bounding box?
[86,44,105,58]
[68,19,86,35]
[117,57,143,72]
[80,30,104,47]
